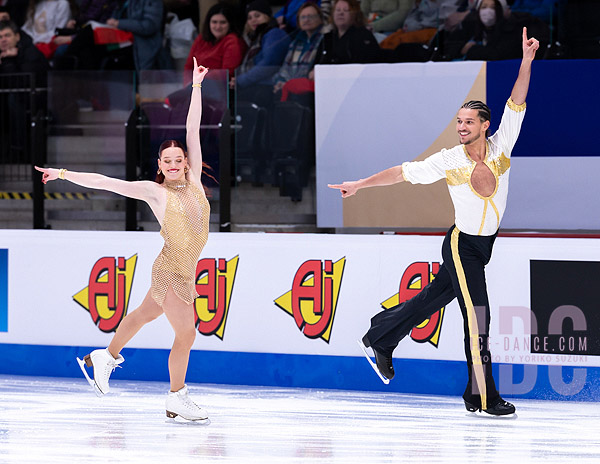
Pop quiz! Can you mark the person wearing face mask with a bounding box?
[444,0,540,60]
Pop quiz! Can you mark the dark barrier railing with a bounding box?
[1,71,233,231]
[0,73,47,228]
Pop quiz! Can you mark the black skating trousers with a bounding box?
[365,225,500,409]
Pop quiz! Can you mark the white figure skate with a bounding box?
[166,385,209,423]
[77,348,124,396]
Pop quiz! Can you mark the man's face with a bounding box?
[456,108,489,145]
[0,27,19,52]
[0,12,11,21]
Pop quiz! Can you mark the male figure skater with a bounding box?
[329,28,539,416]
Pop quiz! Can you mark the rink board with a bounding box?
[1,230,599,401]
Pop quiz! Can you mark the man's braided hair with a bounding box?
[461,100,491,137]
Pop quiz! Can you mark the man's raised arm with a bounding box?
[511,27,540,105]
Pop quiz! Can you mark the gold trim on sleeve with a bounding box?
[507,97,526,112]
[401,161,415,184]
[494,153,511,176]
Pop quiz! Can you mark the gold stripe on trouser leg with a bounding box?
[451,228,487,410]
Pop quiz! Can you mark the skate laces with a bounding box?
[104,359,122,376]
[180,392,201,412]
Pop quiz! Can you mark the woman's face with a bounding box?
[333,1,353,30]
[479,0,497,27]
[210,13,230,41]
[247,10,270,31]
[298,6,322,33]
[158,147,188,181]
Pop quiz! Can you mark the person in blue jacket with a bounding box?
[274,0,330,32]
[107,0,163,70]
[231,0,290,107]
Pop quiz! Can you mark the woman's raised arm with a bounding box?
[186,57,209,185]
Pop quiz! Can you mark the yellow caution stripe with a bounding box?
[0,192,91,200]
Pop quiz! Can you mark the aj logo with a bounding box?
[194,256,239,339]
[274,258,345,343]
[73,255,138,333]
[381,262,445,347]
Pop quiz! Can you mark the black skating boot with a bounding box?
[362,334,395,380]
[465,397,516,416]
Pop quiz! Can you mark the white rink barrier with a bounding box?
[1,229,599,401]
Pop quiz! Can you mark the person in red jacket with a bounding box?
[183,2,246,86]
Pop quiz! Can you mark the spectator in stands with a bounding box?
[49,0,120,67]
[385,0,465,61]
[444,0,547,60]
[184,3,246,86]
[232,0,290,107]
[72,0,119,26]
[21,0,72,59]
[314,0,380,64]
[379,0,442,49]
[444,0,480,32]
[275,0,331,32]
[106,0,164,70]
[0,0,28,27]
[0,19,48,151]
[0,19,48,77]
[0,5,33,45]
[272,2,324,102]
[361,0,412,39]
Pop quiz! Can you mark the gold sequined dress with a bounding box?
[151,179,210,306]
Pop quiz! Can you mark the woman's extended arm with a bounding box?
[186,57,209,185]
[35,167,159,203]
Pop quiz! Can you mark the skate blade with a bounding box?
[76,357,104,397]
[166,412,210,425]
[466,411,518,420]
[357,340,390,385]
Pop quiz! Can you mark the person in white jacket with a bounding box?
[22,0,70,45]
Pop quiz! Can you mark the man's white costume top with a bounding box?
[401,98,526,236]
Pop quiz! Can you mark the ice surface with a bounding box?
[1,375,599,463]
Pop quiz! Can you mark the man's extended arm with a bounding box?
[328,165,405,198]
[510,27,539,105]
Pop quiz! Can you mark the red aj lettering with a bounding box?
[405,262,444,345]
[72,255,138,333]
[194,256,238,339]
[381,261,445,347]
[275,258,345,343]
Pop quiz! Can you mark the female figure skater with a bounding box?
[36,58,211,423]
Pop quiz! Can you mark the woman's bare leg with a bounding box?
[107,289,163,358]
[161,286,197,392]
